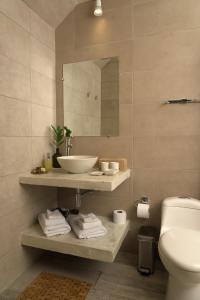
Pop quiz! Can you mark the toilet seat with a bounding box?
[159,197,200,300]
[159,228,200,273]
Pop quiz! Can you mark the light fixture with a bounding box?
[94,0,103,17]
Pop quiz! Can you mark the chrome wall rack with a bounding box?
[163,99,200,104]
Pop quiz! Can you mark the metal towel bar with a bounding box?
[163,99,200,104]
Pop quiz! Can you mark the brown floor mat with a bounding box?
[17,272,92,300]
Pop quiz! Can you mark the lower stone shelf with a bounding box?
[21,216,130,263]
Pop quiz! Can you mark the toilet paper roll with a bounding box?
[137,203,150,219]
[113,210,127,224]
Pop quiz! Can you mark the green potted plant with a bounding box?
[50,125,64,168]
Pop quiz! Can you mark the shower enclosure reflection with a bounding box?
[63,57,119,136]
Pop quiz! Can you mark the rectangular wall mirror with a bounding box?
[63,57,119,137]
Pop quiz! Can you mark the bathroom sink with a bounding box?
[57,156,98,174]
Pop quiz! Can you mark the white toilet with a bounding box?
[158,197,200,300]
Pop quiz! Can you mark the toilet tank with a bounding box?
[160,197,200,236]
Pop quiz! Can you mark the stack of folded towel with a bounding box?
[38,209,71,237]
[69,213,107,239]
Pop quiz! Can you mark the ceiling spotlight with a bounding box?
[94,0,103,17]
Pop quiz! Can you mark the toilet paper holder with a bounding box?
[135,196,150,207]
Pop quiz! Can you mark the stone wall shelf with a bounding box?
[21,216,130,262]
[19,169,130,191]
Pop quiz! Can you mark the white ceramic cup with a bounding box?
[100,161,109,172]
[109,161,119,171]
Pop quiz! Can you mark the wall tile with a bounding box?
[0,174,29,217]
[133,101,200,137]
[0,12,30,66]
[133,0,160,36]
[156,170,200,200]
[31,70,56,108]
[156,104,200,137]
[133,101,157,137]
[94,174,132,201]
[55,10,75,62]
[31,137,54,168]
[156,136,200,170]
[71,40,133,73]
[2,137,32,176]
[134,0,200,37]
[131,168,162,231]
[102,0,132,10]
[132,168,158,202]
[0,3,56,291]
[12,195,55,232]
[72,136,133,168]
[0,0,30,32]
[0,95,31,137]
[133,0,153,5]
[0,214,13,258]
[31,37,55,79]
[30,11,55,50]
[75,3,132,48]
[134,136,200,170]
[119,72,133,104]
[0,140,4,174]
[0,54,30,102]
[119,104,133,136]
[134,66,200,101]
[0,176,11,215]
[0,246,40,292]
[134,29,200,71]
[133,136,157,169]
[31,104,55,137]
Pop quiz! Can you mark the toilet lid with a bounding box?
[159,228,200,272]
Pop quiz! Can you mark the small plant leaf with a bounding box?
[50,125,64,147]
[64,126,72,137]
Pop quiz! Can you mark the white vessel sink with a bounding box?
[57,155,98,174]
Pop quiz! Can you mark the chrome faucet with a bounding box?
[66,137,72,156]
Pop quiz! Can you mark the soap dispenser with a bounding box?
[44,152,52,171]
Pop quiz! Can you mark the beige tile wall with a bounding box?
[56,0,200,252]
[0,0,56,292]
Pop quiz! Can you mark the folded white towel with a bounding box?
[42,227,70,237]
[77,219,102,230]
[80,213,99,223]
[38,213,71,237]
[69,215,107,239]
[40,211,66,227]
[46,209,63,220]
[43,222,69,232]
[38,213,69,229]
[42,228,70,237]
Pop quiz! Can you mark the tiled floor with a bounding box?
[0,252,167,300]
